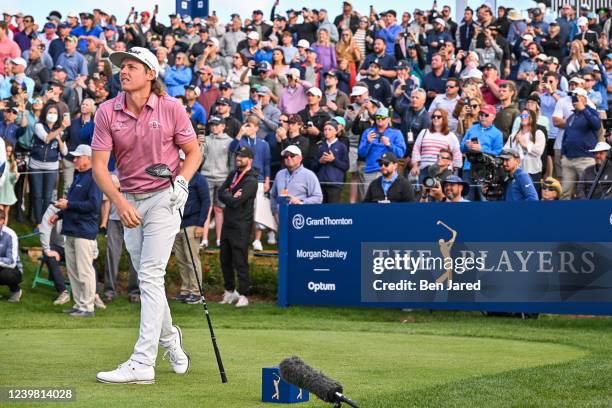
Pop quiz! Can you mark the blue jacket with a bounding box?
[313,139,349,186]
[561,106,601,159]
[0,120,21,147]
[190,101,207,126]
[71,25,103,53]
[358,127,406,173]
[182,172,211,228]
[504,168,538,202]
[461,123,504,170]
[375,24,403,56]
[164,66,193,97]
[59,169,103,240]
[229,136,271,181]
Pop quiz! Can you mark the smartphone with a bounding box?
[213,10,216,16]
[470,137,479,143]
[131,6,135,12]
[154,4,159,13]
[63,112,70,120]
[307,121,314,128]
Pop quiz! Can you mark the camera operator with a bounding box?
[495,148,538,201]
[363,152,415,203]
[418,147,454,202]
[442,175,470,202]
[576,142,612,199]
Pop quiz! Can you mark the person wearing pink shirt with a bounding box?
[0,22,21,76]
[91,47,200,384]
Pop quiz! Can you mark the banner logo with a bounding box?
[292,214,305,230]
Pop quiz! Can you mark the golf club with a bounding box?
[145,163,228,384]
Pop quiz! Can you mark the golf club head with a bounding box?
[145,163,173,179]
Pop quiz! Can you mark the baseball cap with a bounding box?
[257,61,271,72]
[209,115,226,125]
[577,17,588,26]
[109,47,161,78]
[199,65,213,74]
[535,54,549,62]
[256,85,271,95]
[324,70,339,78]
[58,22,70,29]
[288,68,300,79]
[69,144,92,157]
[526,94,541,105]
[499,148,520,159]
[297,39,310,48]
[281,145,302,157]
[606,53,612,60]
[81,13,94,20]
[324,120,338,130]
[53,65,67,72]
[103,25,117,32]
[218,81,232,90]
[395,60,411,70]
[43,22,56,30]
[350,86,368,97]
[374,107,390,118]
[333,116,346,127]
[377,151,398,164]
[237,146,254,158]
[5,101,19,114]
[480,104,497,116]
[482,62,497,70]
[589,141,611,152]
[253,9,264,15]
[67,11,79,18]
[10,57,27,68]
[216,97,231,105]
[434,17,445,26]
[185,84,201,97]
[522,34,534,42]
[207,37,219,47]
[247,31,260,41]
[569,76,585,84]
[572,88,588,97]
[369,58,382,67]
[307,87,322,97]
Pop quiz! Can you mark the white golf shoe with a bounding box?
[162,325,190,374]
[96,360,155,384]
[219,290,240,304]
[252,239,263,251]
[267,231,276,245]
[235,295,249,308]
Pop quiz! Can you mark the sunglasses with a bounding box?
[374,116,388,120]
[478,112,490,117]
[432,115,443,119]
[283,153,297,158]
[379,161,393,167]
[520,113,530,119]
[446,84,457,88]
[280,119,289,124]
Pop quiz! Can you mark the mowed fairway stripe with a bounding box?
[0,328,585,407]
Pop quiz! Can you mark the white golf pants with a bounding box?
[123,187,180,366]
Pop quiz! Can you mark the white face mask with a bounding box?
[46,113,58,123]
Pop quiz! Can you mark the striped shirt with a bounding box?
[411,129,462,169]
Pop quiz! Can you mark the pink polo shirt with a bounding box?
[92,92,195,193]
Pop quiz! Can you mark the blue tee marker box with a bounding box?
[262,367,309,403]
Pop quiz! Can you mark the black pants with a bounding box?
[220,227,250,294]
[44,244,66,293]
[0,267,22,292]
[322,185,342,203]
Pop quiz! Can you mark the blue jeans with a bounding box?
[29,167,57,224]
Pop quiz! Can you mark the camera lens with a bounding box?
[423,177,437,188]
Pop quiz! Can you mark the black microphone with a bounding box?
[279,356,360,408]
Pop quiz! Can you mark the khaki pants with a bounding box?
[172,226,202,296]
[560,156,595,200]
[65,236,98,313]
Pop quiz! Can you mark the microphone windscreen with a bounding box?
[279,356,343,403]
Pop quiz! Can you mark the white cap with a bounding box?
[535,54,549,61]
[463,69,483,80]
[572,87,588,97]
[307,87,322,97]
[350,85,368,96]
[281,145,302,156]
[67,11,79,18]
[522,34,534,42]
[109,47,161,79]
[10,57,27,67]
[69,144,92,157]
[569,76,585,84]
[589,141,611,152]
[297,39,310,48]
[288,67,300,78]
[577,16,588,26]
[434,18,445,26]
[207,37,219,47]
[247,31,260,40]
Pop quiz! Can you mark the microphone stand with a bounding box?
[586,148,612,199]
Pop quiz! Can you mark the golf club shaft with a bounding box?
[174,180,228,384]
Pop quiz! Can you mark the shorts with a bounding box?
[349,146,359,173]
[208,179,226,208]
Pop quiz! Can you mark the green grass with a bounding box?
[2,252,612,407]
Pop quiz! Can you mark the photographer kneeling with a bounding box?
[494,148,539,202]
[419,148,454,202]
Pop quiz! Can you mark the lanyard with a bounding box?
[230,169,249,190]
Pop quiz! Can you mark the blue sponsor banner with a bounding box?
[277,201,612,315]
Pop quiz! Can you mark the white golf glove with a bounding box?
[170,175,189,210]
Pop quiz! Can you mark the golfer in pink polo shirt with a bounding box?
[92,47,201,384]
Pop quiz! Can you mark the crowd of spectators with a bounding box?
[0,2,611,304]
